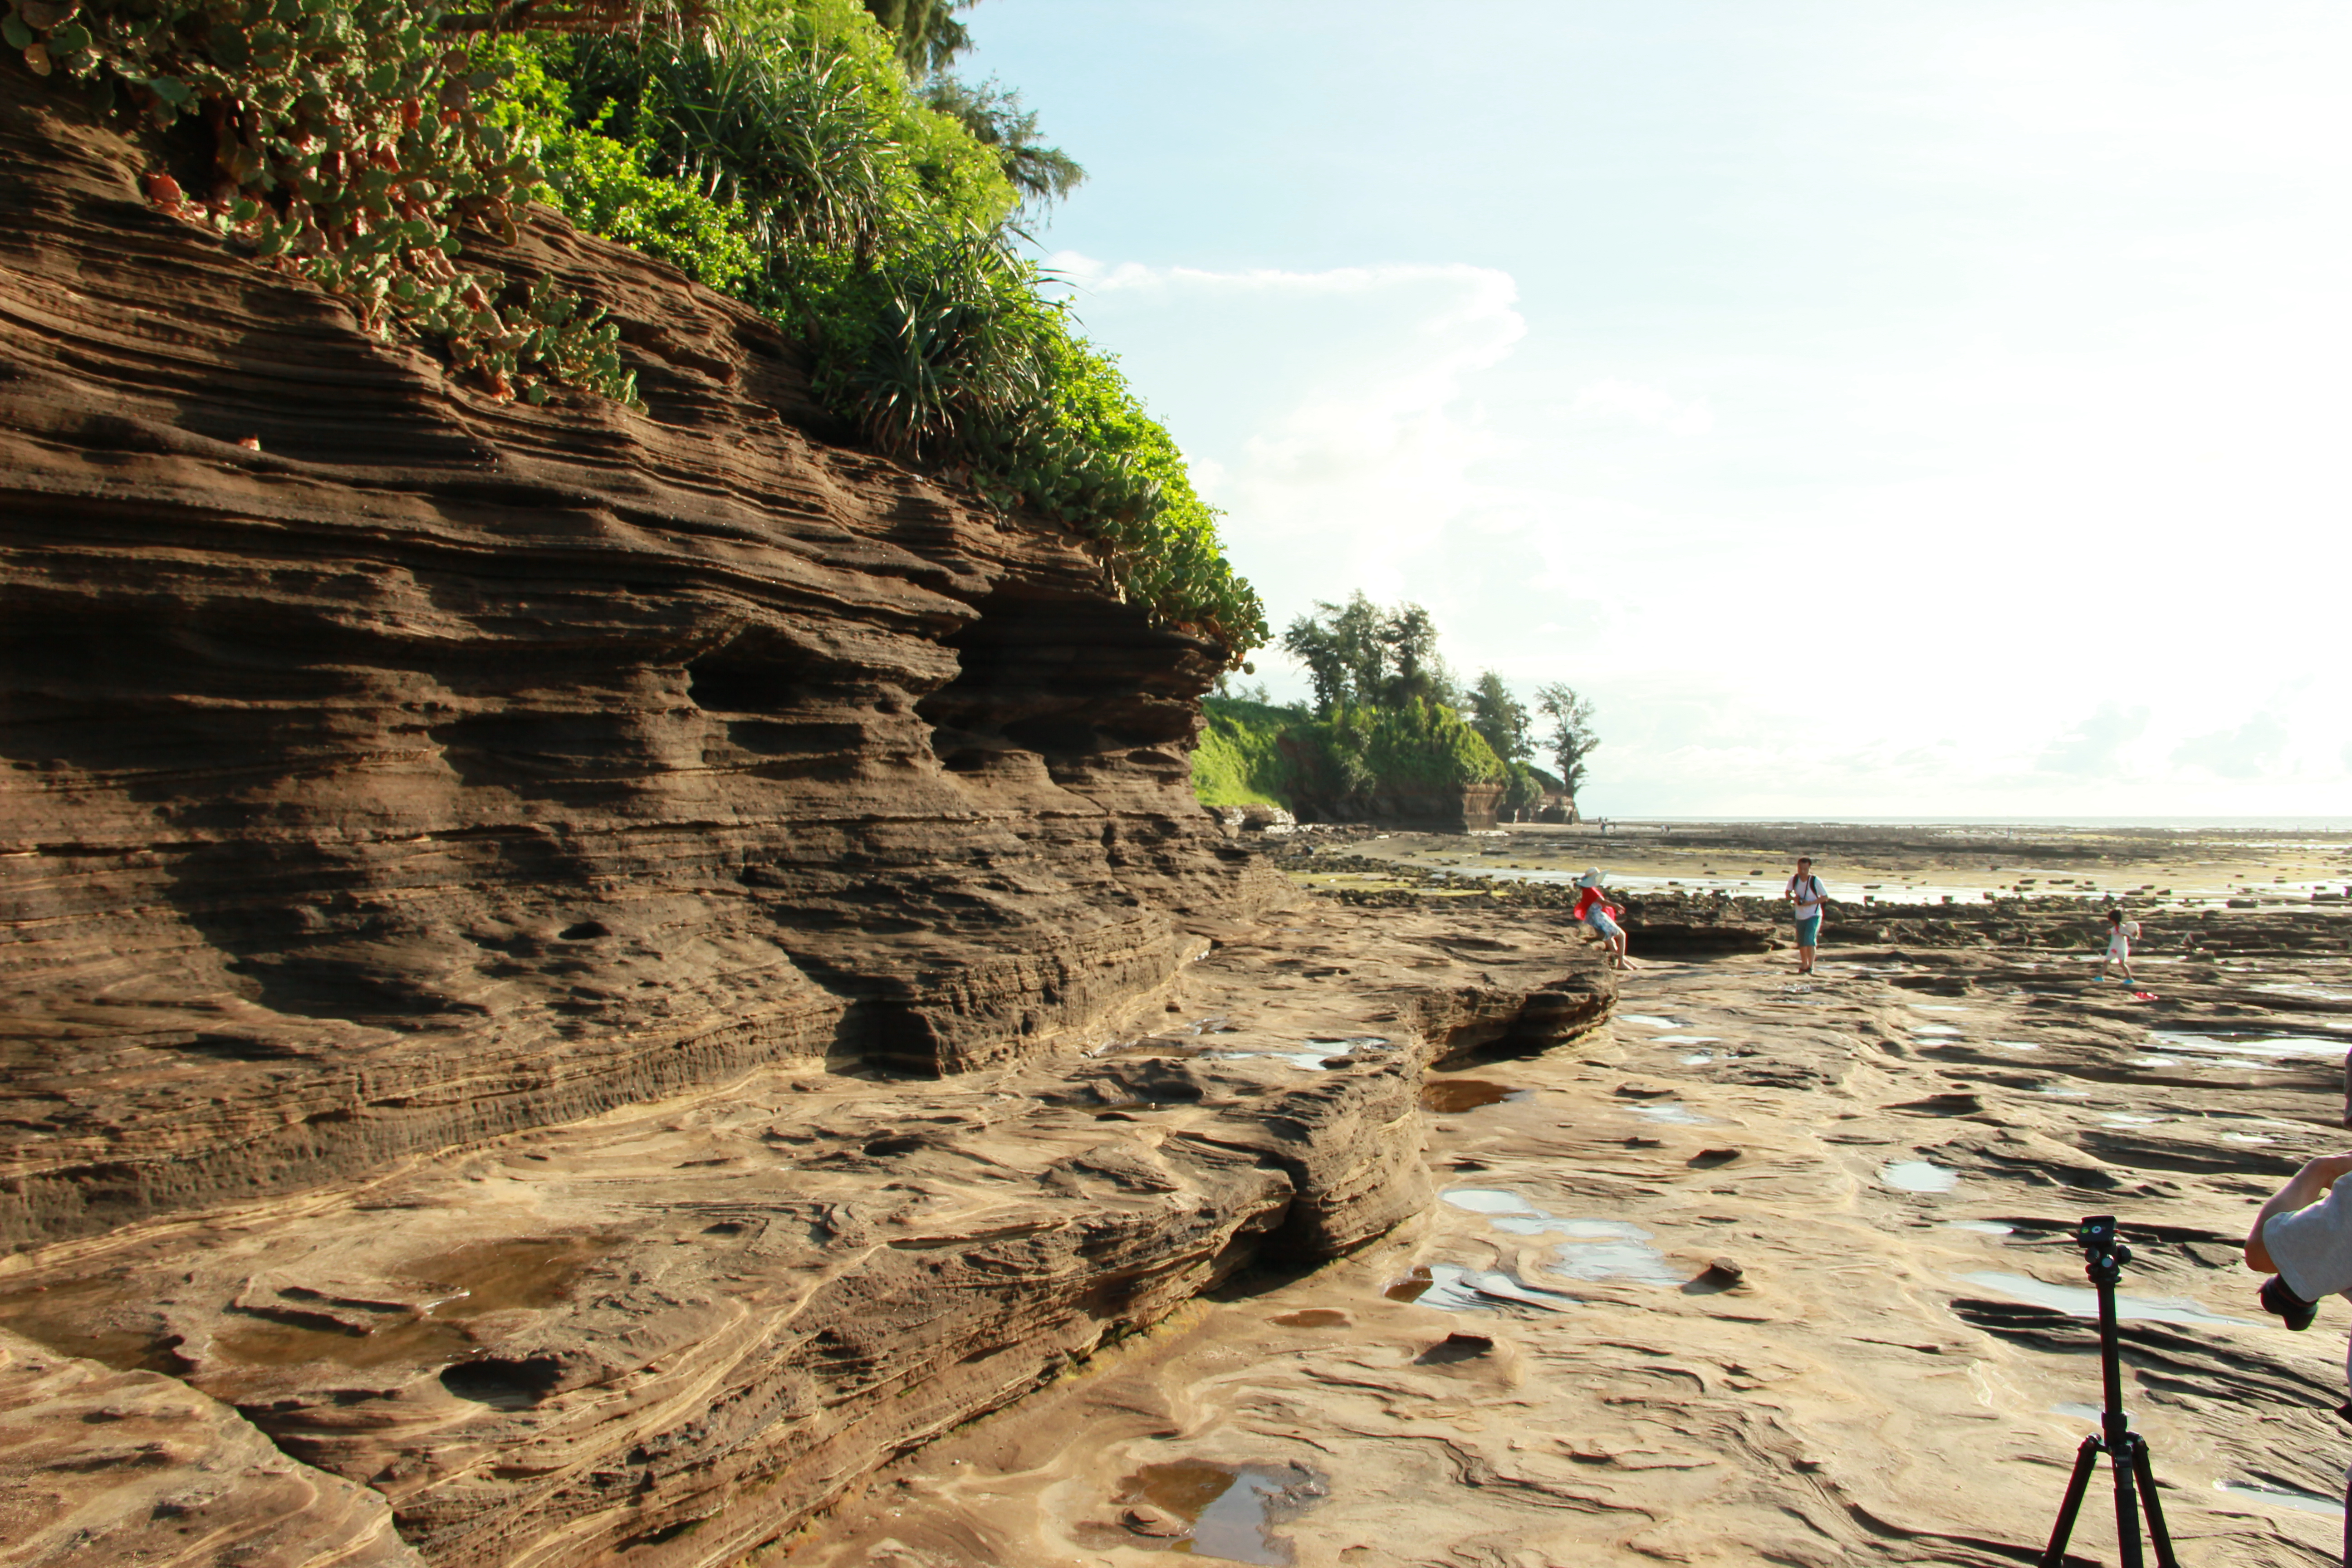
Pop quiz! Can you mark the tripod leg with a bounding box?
[2111,1441,2145,1568]
[2128,1436,2180,1568]
[2041,1436,2103,1568]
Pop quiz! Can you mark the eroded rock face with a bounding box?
[0,75,1279,1252]
[0,902,1612,1568]
[0,70,1622,1568]
[0,1327,421,1567]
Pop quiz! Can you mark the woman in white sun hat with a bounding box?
[1570,868,1631,969]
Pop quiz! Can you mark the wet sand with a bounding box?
[1350,821,2352,910]
[792,828,2352,1568]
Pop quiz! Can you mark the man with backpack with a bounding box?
[1784,857,1829,974]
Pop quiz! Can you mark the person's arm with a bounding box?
[2246,1153,2352,1271]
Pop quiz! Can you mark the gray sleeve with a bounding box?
[2264,1182,2352,1300]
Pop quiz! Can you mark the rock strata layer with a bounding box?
[0,72,1279,1253]
[0,1326,421,1568]
[0,902,1612,1567]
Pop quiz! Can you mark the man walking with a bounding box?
[1784,857,1828,975]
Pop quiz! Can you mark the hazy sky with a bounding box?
[959,2,2351,817]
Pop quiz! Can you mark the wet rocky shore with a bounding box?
[794,823,2352,1568]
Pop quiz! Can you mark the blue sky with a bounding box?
[958,2,2352,816]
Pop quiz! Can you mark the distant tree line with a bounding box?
[1263,593,1599,818]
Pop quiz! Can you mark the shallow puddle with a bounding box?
[0,1234,611,1377]
[1956,1271,2248,1326]
[1420,1080,1527,1113]
[2215,1480,2346,1518]
[1389,1263,1576,1312]
[1209,1049,1353,1072]
[1649,1034,1719,1044]
[2148,1031,2349,1061]
[1630,1102,1711,1125]
[1945,1220,2014,1235]
[0,1274,186,1373]
[1114,1460,1327,1564]
[1880,1160,1959,1194]
[1988,1041,2041,1051]
[1440,1190,1681,1286]
[1617,1015,1685,1029]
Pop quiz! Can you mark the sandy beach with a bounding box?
[794,823,2352,1568]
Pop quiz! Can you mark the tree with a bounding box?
[1284,592,1471,715]
[923,77,1086,216]
[860,0,974,76]
[1466,670,1531,764]
[1379,603,1441,706]
[1327,592,1388,708]
[1281,615,1348,718]
[1533,683,1599,804]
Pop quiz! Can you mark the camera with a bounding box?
[2260,1273,2318,1332]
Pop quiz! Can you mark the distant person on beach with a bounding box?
[1572,868,1631,969]
[1784,857,1828,974]
[2099,907,2141,984]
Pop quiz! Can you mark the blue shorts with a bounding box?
[1587,910,1623,940]
[1796,915,1821,946]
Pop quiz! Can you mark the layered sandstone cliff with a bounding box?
[0,68,1292,1253]
[0,67,1615,1568]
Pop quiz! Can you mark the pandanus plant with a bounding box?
[563,12,899,262]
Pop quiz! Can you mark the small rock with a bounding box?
[1701,1258,1745,1286]
[1122,1504,1185,1537]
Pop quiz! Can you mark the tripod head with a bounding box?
[2074,1214,2131,1284]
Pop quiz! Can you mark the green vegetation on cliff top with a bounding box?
[6,0,1264,657]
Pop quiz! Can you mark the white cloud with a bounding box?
[1565,378,1716,437]
[2172,713,2290,780]
[2039,703,2150,777]
[1050,258,1529,608]
[1000,7,2352,819]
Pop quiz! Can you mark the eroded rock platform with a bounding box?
[0,903,1609,1566]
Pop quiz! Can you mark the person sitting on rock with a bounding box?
[1572,868,1631,969]
[2099,906,2141,984]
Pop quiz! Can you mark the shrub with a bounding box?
[1195,697,1298,808]
[9,0,639,406]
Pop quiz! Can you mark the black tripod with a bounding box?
[2039,1215,2181,1568]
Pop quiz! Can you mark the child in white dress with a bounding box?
[2098,907,2141,983]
